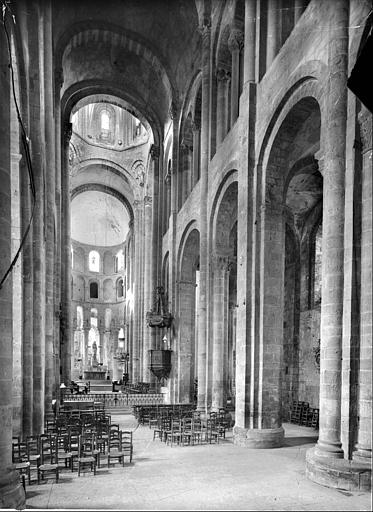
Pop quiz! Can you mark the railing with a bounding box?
[61,392,164,408]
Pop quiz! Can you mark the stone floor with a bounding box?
[24,413,371,511]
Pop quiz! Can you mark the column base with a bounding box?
[0,467,26,509]
[353,445,372,465]
[233,426,285,448]
[306,446,372,491]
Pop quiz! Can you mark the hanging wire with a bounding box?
[0,0,36,290]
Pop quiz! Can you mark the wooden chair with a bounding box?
[37,435,59,484]
[26,436,41,470]
[166,420,182,447]
[181,418,194,446]
[205,419,219,444]
[77,435,96,476]
[55,434,73,471]
[81,432,101,468]
[66,433,80,471]
[107,433,126,468]
[121,431,133,463]
[13,439,31,485]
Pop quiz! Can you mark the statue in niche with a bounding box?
[92,340,98,367]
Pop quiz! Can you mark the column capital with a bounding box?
[228,28,244,53]
[178,279,197,287]
[169,102,178,120]
[211,252,233,272]
[144,195,152,207]
[133,199,142,210]
[358,107,372,152]
[165,172,171,186]
[198,17,211,39]
[150,144,160,160]
[216,67,231,82]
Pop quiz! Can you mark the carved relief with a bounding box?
[131,160,145,187]
[228,29,244,53]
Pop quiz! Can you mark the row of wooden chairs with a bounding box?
[289,401,319,429]
[12,414,133,485]
[152,415,227,446]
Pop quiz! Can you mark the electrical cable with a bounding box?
[0,0,36,291]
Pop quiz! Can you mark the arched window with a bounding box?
[89,251,100,272]
[100,109,111,140]
[90,281,99,299]
[114,250,124,273]
[117,278,124,298]
[309,221,322,308]
[313,224,322,307]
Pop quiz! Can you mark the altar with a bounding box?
[84,368,107,380]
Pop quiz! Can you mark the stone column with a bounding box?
[314,0,348,460]
[131,200,142,383]
[82,328,89,371]
[165,172,171,233]
[151,145,160,381]
[211,255,230,411]
[21,153,34,437]
[228,29,244,126]
[266,0,281,69]
[44,0,56,416]
[30,7,46,434]
[178,280,196,403]
[0,19,25,505]
[11,153,23,436]
[244,0,256,83]
[54,67,63,395]
[216,68,230,146]
[143,195,152,382]
[192,121,201,186]
[179,142,187,206]
[60,122,73,386]
[197,17,211,411]
[353,108,372,464]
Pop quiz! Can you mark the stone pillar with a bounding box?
[192,121,201,186]
[228,29,244,126]
[60,122,72,386]
[132,201,142,383]
[143,195,153,382]
[82,328,89,370]
[244,0,256,83]
[44,0,56,416]
[150,145,160,381]
[266,0,281,69]
[314,0,348,460]
[21,152,34,437]
[216,68,230,146]
[111,328,120,382]
[179,143,187,206]
[211,255,230,411]
[353,108,372,464]
[197,17,211,411]
[11,153,23,436]
[165,172,171,234]
[54,67,63,396]
[0,19,25,505]
[178,280,196,403]
[30,7,46,434]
